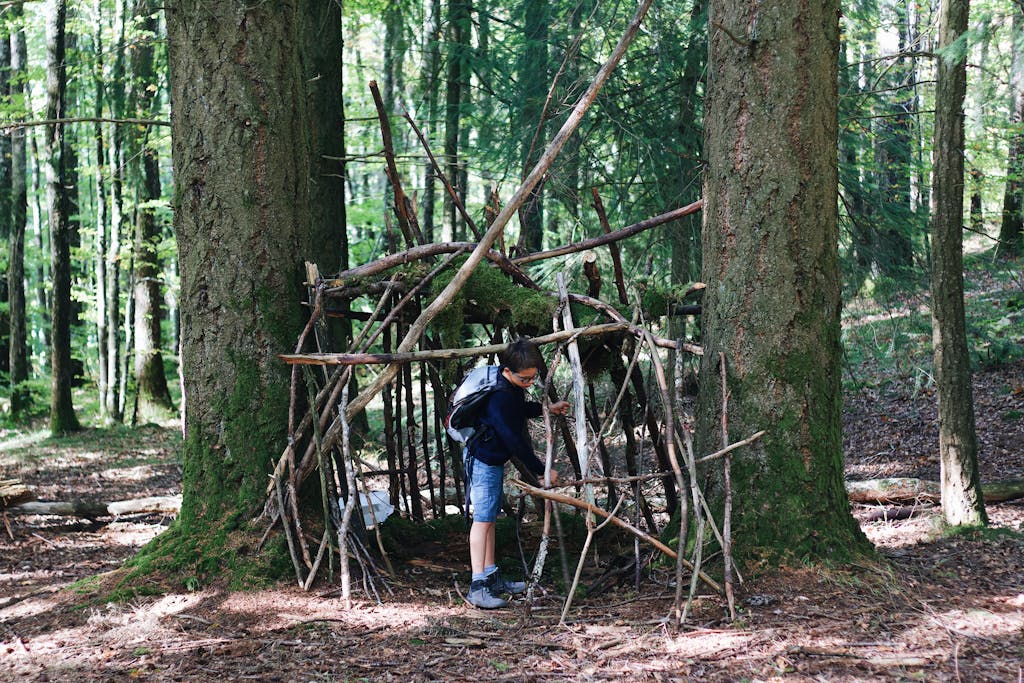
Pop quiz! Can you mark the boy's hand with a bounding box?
[550,400,570,416]
[547,469,560,486]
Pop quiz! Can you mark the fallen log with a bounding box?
[846,478,1024,505]
[0,479,35,508]
[4,494,182,518]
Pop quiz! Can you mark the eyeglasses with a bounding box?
[510,370,542,385]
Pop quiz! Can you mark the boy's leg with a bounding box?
[466,459,508,608]
[469,521,493,575]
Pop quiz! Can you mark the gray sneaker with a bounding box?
[468,579,508,609]
[491,570,526,595]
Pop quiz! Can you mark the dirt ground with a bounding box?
[2,361,1023,682]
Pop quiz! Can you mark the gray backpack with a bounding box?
[445,366,502,444]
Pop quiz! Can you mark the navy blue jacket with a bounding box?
[469,373,544,475]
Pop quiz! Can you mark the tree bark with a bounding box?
[92,0,112,421]
[516,0,549,253]
[8,11,30,416]
[45,0,80,434]
[1,22,11,377]
[998,4,1024,257]
[930,0,987,528]
[131,0,174,423]
[165,0,324,536]
[443,0,471,242]
[301,0,346,266]
[697,0,868,560]
[420,0,442,242]
[105,0,128,422]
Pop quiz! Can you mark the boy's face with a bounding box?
[503,366,540,389]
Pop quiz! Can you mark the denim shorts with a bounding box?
[467,457,505,523]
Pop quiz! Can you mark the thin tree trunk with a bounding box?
[516,0,548,253]
[105,0,128,422]
[930,0,987,527]
[8,11,31,416]
[45,0,80,433]
[131,0,174,421]
[31,132,51,357]
[420,0,441,242]
[998,5,1024,257]
[0,27,11,378]
[442,0,470,243]
[92,0,111,420]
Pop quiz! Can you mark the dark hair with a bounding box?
[500,338,544,373]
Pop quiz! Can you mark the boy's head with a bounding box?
[500,338,544,373]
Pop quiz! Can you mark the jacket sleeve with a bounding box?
[482,390,545,474]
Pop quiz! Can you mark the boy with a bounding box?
[465,339,570,609]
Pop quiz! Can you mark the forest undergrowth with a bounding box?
[1,253,1023,682]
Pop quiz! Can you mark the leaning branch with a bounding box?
[512,199,704,265]
[512,480,722,593]
[1,117,170,132]
[279,323,633,365]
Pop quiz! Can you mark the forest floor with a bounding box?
[1,359,1023,682]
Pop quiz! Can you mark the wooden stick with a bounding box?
[637,323,691,628]
[279,322,632,365]
[512,480,721,593]
[590,188,629,305]
[369,80,423,248]
[560,495,626,624]
[559,274,594,505]
[719,353,737,622]
[402,111,481,241]
[695,430,766,464]
[512,200,703,265]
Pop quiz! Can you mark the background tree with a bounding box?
[7,7,31,417]
[130,0,174,422]
[998,0,1024,257]
[45,0,81,434]
[1,16,10,379]
[514,0,548,253]
[930,0,987,527]
[696,0,870,559]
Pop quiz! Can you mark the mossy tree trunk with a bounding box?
[696,0,869,562]
[163,0,332,567]
[930,0,987,528]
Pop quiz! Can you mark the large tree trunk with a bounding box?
[8,13,31,417]
[930,0,987,528]
[164,0,332,553]
[130,0,174,422]
[998,4,1024,258]
[697,0,868,560]
[45,0,81,434]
